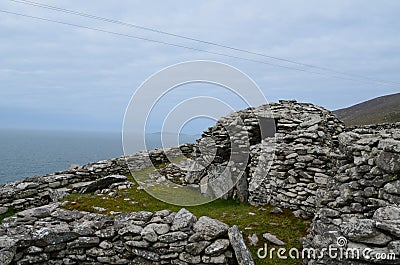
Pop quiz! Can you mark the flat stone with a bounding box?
[262,232,286,246]
[179,252,201,264]
[228,225,255,265]
[81,175,127,193]
[131,248,160,261]
[193,216,229,239]
[376,220,400,237]
[185,241,210,255]
[202,255,227,264]
[32,227,79,246]
[118,225,143,236]
[383,180,400,195]
[158,231,188,243]
[0,207,8,215]
[204,239,230,255]
[373,206,400,221]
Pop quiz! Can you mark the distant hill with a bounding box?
[333,93,400,126]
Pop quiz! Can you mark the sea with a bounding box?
[0,129,199,185]
[0,129,122,184]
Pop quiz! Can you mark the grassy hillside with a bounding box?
[333,93,400,126]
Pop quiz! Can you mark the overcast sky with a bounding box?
[0,0,399,133]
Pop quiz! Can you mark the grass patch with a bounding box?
[63,166,310,265]
[0,207,15,224]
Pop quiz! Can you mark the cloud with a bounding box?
[0,0,399,131]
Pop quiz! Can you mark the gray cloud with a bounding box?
[0,0,399,132]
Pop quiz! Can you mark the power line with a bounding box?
[0,8,398,87]
[7,0,400,86]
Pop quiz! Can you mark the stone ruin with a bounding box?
[1,99,400,264]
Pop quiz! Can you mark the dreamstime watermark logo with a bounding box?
[257,236,396,261]
[122,61,276,206]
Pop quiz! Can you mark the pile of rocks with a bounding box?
[0,204,253,265]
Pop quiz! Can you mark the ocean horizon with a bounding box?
[0,129,199,185]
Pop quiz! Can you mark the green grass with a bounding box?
[63,166,310,265]
[0,207,15,223]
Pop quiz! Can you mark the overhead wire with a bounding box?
[1,1,399,87]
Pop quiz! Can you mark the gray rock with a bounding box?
[131,248,160,261]
[262,232,286,246]
[171,208,197,231]
[125,240,150,248]
[202,254,227,264]
[146,223,170,235]
[0,236,17,248]
[32,227,79,246]
[67,237,100,248]
[388,240,400,255]
[269,207,283,214]
[340,219,376,240]
[204,239,230,255]
[81,175,127,193]
[0,250,14,265]
[193,216,229,239]
[185,241,210,255]
[141,225,158,242]
[95,227,115,238]
[0,207,8,215]
[373,206,400,221]
[376,152,400,174]
[247,233,259,246]
[48,188,69,202]
[376,220,400,237]
[228,225,255,265]
[118,224,143,236]
[179,252,201,264]
[158,231,188,243]
[383,180,400,195]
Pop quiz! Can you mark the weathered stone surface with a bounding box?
[81,175,127,193]
[171,208,197,231]
[262,232,286,246]
[373,205,400,221]
[376,220,400,238]
[141,225,158,242]
[193,216,229,239]
[131,248,160,261]
[383,180,400,195]
[0,250,15,265]
[179,252,201,264]
[228,226,255,265]
[158,231,188,243]
[376,152,400,173]
[0,207,8,215]
[185,241,210,255]
[247,233,259,247]
[32,227,79,246]
[204,239,230,255]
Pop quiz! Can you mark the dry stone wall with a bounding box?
[303,123,400,264]
[0,145,194,212]
[0,204,252,265]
